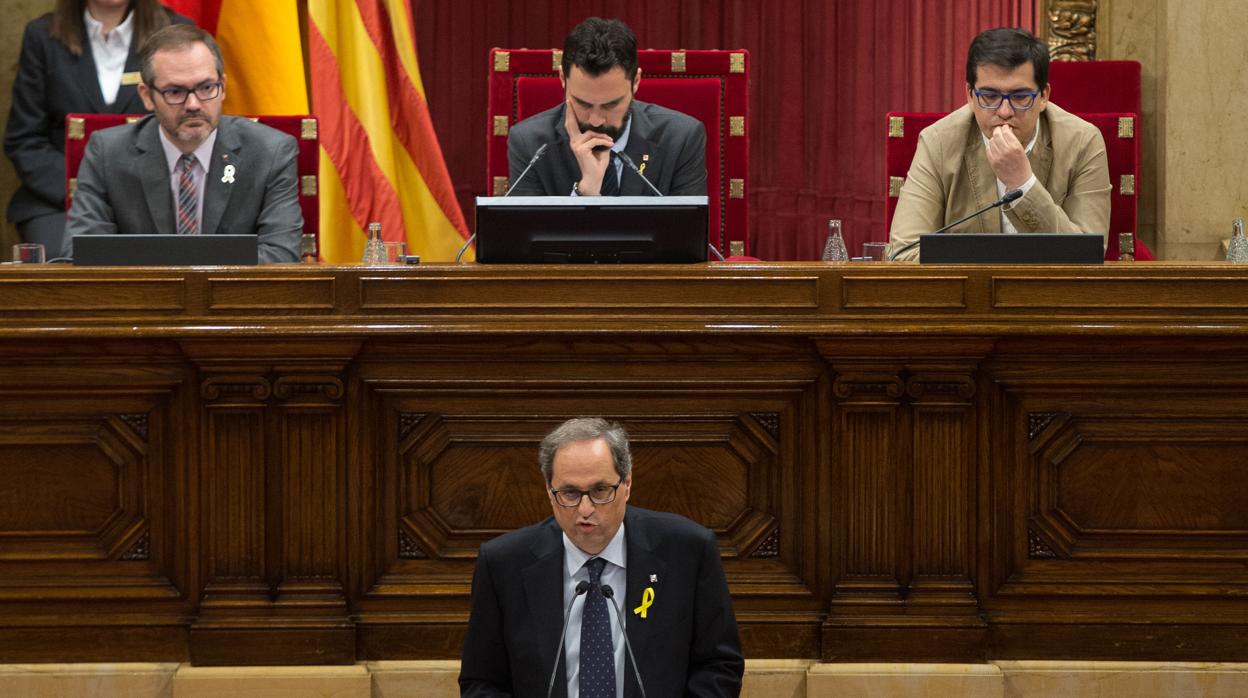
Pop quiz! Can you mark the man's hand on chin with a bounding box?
[985,124,1032,191]
[565,98,614,196]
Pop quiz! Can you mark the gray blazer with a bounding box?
[506,99,707,197]
[64,114,302,263]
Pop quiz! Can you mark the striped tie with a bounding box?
[176,153,199,235]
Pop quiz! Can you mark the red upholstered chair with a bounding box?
[487,49,750,257]
[884,110,1151,261]
[65,114,321,258]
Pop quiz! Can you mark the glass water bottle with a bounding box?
[822,219,849,261]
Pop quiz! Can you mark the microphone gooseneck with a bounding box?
[615,152,664,197]
[600,584,648,698]
[886,188,1023,261]
[459,143,551,263]
[545,580,591,698]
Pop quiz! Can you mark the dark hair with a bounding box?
[538,418,633,485]
[50,0,175,58]
[965,27,1050,91]
[561,17,639,81]
[138,24,225,86]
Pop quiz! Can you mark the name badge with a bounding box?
[120,72,142,86]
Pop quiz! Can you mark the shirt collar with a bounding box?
[158,126,218,175]
[563,520,627,578]
[611,110,633,154]
[83,7,134,46]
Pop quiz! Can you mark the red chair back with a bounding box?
[66,114,321,258]
[487,49,750,256]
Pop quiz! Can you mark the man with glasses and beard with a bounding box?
[504,17,707,197]
[887,27,1111,261]
[65,24,301,263]
[460,417,743,698]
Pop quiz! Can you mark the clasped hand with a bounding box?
[985,125,1032,191]
[565,98,614,196]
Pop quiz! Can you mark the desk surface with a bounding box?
[1,262,1246,665]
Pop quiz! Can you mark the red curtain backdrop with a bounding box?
[413,0,1035,260]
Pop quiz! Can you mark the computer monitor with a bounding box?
[473,196,709,263]
[919,233,1105,264]
[72,234,259,266]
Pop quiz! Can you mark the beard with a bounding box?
[578,112,631,143]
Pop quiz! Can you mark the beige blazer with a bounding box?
[887,103,1110,261]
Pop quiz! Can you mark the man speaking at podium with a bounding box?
[459,418,743,697]
[888,27,1110,261]
[64,25,301,263]
[505,18,707,198]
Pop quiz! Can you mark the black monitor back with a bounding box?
[72,234,259,266]
[919,233,1104,264]
[474,196,708,263]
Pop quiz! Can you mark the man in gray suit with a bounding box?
[65,24,301,263]
[506,18,706,198]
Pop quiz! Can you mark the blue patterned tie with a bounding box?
[599,152,620,196]
[580,557,615,697]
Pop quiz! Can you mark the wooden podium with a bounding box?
[2,262,1247,665]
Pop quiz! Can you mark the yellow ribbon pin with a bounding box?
[633,586,655,618]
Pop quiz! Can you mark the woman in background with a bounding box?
[4,0,190,253]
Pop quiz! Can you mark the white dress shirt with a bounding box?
[562,524,627,698]
[158,129,218,234]
[84,8,134,105]
[981,117,1041,233]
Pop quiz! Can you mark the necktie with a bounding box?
[580,557,615,698]
[176,153,199,235]
[599,152,620,196]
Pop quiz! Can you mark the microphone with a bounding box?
[615,151,722,262]
[457,143,550,262]
[600,584,648,698]
[546,580,591,698]
[886,188,1024,261]
[615,152,663,197]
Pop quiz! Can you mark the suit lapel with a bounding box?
[111,49,146,114]
[201,118,240,236]
[69,46,108,113]
[962,125,1001,233]
[623,510,665,698]
[1030,113,1053,196]
[523,521,568,698]
[135,118,175,235]
[619,106,657,197]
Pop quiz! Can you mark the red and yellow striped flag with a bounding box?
[160,1,307,115]
[308,0,469,262]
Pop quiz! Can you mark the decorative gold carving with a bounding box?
[889,176,905,198]
[1046,0,1098,61]
[1028,528,1059,559]
[120,531,151,561]
[301,118,318,140]
[1118,116,1135,139]
[752,527,780,558]
[552,50,563,73]
[729,179,744,199]
[493,51,510,72]
[68,117,85,140]
[730,52,745,74]
[300,175,318,196]
[493,176,509,197]
[729,241,745,257]
[671,52,687,73]
[125,116,140,124]
[1120,174,1136,196]
[68,178,78,198]
[888,115,905,138]
[493,115,510,137]
[729,116,745,137]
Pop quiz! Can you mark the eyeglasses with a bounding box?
[973,89,1039,111]
[150,81,223,105]
[550,479,624,507]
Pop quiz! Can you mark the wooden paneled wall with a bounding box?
[1,263,1247,665]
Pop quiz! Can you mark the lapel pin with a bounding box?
[649,574,657,583]
[222,164,236,184]
[633,586,655,619]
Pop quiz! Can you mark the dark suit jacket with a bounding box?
[459,506,743,698]
[506,100,707,197]
[64,115,302,263]
[3,10,191,225]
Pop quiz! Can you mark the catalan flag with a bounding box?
[308,0,469,262]
[160,1,308,115]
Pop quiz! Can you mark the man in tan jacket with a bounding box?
[888,28,1110,261]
